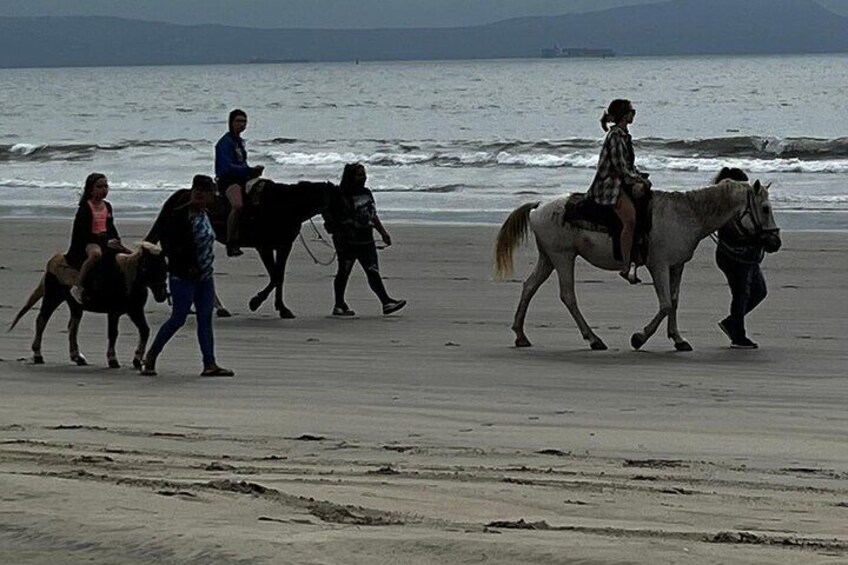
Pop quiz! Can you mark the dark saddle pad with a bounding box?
[82,256,126,311]
[562,193,652,262]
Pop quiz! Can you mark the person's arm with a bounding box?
[609,133,644,184]
[215,136,253,178]
[69,204,88,251]
[373,214,391,246]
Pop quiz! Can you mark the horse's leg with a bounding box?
[248,247,277,312]
[631,265,672,350]
[273,239,296,319]
[31,288,63,364]
[107,312,121,368]
[551,252,607,351]
[67,303,88,366]
[666,264,692,351]
[512,243,554,347]
[127,307,150,370]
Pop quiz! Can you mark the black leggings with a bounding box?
[334,241,390,307]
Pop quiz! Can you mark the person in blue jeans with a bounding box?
[141,175,234,376]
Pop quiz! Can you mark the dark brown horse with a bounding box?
[9,242,168,368]
[207,180,338,318]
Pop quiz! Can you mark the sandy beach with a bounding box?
[0,218,846,564]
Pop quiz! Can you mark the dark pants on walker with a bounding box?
[334,241,391,307]
[716,251,767,339]
[147,276,216,366]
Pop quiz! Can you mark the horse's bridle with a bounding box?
[736,188,780,238]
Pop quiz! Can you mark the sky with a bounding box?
[2,0,847,28]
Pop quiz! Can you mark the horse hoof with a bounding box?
[514,337,532,348]
[33,355,44,365]
[674,341,693,352]
[71,355,88,366]
[248,297,263,312]
[630,332,647,350]
[108,359,121,369]
[132,358,142,370]
[590,340,608,351]
[278,308,296,319]
[216,308,232,318]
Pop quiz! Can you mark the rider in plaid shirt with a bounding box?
[587,99,651,284]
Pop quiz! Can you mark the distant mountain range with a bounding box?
[1,0,847,68]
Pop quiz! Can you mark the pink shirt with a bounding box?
[88,201,108,235]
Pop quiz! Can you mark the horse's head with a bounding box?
[743,180,782,253]
[139,242,169,302]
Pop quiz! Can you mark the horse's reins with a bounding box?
[298,218,390,266]
[299,219,337,266]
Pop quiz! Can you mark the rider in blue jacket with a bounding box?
[215,109,263,257]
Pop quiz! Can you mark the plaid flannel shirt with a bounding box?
[587,126,644,206]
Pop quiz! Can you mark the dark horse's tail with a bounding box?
[494,202,541,279]
[9,275,45,332]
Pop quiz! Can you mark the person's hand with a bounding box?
[381,232,392,247]
[107,238,123,250]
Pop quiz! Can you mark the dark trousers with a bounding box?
[333,241,391,307]
[716,250,767,339]
[148,276,216,366]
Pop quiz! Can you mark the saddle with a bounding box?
[52,253,126,310]
[562,189,653,263]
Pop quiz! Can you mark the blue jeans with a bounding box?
[147,276,216,367]
[716,251,767,339]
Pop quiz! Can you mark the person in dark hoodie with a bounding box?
[141,175,233,377]
[215,108,264,257]
[713,167,769,349]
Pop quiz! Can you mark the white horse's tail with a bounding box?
[494,202,541,279]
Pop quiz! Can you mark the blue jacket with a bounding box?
[214,132,251,182]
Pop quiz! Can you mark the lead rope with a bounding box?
[299,218,337,266]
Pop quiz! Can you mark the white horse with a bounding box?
[494,180,781,351]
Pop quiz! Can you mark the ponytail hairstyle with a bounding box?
[340,162,366,192]
[79,172,106,206]
[228,108,247,134]
[713,167,749,184]
[600,99,634,132]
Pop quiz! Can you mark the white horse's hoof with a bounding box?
[630,332,647,350]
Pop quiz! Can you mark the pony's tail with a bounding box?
[8,276,45,332]
[494,202,541,279]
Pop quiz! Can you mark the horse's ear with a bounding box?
[753,180,762,194]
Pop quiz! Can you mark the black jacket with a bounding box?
[65,200,119,269]
[716,218,765,265]
[145,190,206,280]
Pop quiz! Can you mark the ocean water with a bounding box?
[1,55,847,230]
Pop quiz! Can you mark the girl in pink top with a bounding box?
[66,173,130,303]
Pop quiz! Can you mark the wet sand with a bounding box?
[1,219,846,564]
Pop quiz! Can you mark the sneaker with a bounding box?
[226,244,243,257]
[382,299,407,315]
[70,285,85,304]
[332,305,355,316]
[731,336,759,349]
[139,356,157,376]
[201,366,235,377]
